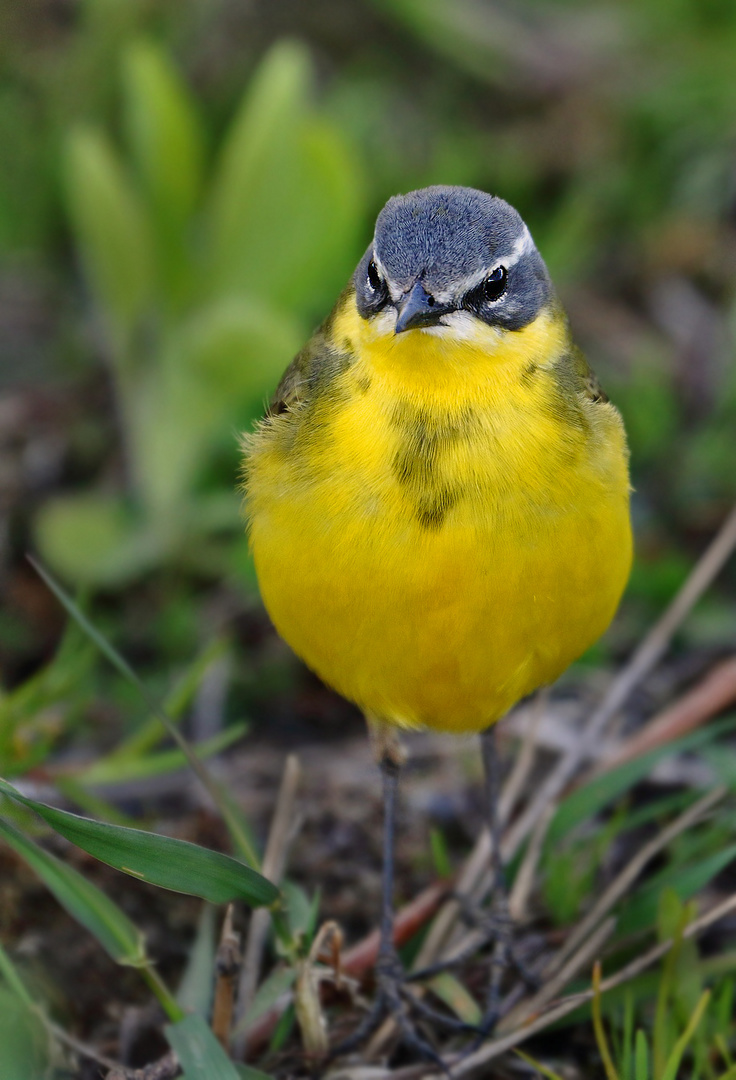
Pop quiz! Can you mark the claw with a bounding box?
[329,949,453,1073]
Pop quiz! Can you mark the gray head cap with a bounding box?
[355,186,552,332]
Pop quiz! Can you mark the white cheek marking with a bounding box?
[369,308,399,336]
[366,307,496,342]
[421,310,503,342]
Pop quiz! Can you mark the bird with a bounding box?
[242,185,632,1058]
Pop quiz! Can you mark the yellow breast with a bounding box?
[245,297,632,734]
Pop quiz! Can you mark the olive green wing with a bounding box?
[266,343,314,417]
[266,287,355,418]
[571,346,609,404]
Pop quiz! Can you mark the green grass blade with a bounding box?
[0,983,47,1080]
[0,778,278,907]
[0,942,35,1010]
[177,904,217,1015]
[28,557,260,867]
[592,962,621,1080]
[429,973,482,1026]
[109,638,230,762]
[234,966,297,1037]
[617,844,736,938]
[54,777,140,827]
[0,813,146,966]
[515,1049,566,1080]
[549,716,736,844]
[165,1013,246,1080]
[635,1030,649,1080]
[661,990,710,1080]
[78,723,247,786]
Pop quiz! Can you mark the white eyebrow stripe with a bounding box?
[506,223,535,266]
[372,223,537,305]
[430,229,532,304]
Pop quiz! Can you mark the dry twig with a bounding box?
[587,654,736,780]
[540,784,726,984]
[235,753,302,1058]
[212,904,241,1049]
[104,1050,179,1080]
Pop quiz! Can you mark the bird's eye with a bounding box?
[484,265,507,302]
[367,259,383,292]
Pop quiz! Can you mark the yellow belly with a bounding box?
[246,344,632,733]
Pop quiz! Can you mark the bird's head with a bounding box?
[353,186,553,341]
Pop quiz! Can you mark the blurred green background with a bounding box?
[1,0,735,765]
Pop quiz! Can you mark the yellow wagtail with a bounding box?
[243,186,632,1057]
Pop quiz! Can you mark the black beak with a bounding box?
[394,281,451,334]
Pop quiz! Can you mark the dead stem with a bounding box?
[501,916,617,1033]
[104,1049,179,1079]
[234,752,302,1058]
[212,904,241,1049]
[508,802,555,923]
[585,655,736,780]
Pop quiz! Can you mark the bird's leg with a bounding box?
[329,721,452,1070]
[370,719,406,984]
[471,725,537,1043]
[409,725,536,1038]
[476,724,511,1035]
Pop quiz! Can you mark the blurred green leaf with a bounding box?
[208,40,311,294]
[0,621,93,777]
[165,1013,246,1080]
[236,966,296,1036]
[635,1030,648,1080]
[107,638,231,763]
[181,297,302,408]
[429,972,482,1026]
[617,844,736,938]
[0,812,146,966]
[429,826,451,879]
[207,41,362,316]
[122,37,204,300]
[0,778,278,907]
[269,1000,295,1052]
[78,722,247,786]
[34,492,165,588]
[548,716,736,844]
[64,125,154,345]
[29,558,261,868]
[0,984,47,1080]
[177,904,217,1016]
[281,880,320,944]
[661,990,710,1080]
[0,943,35,1012]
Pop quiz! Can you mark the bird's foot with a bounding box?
[409,894,539,1047]
[329,949,464,1073]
